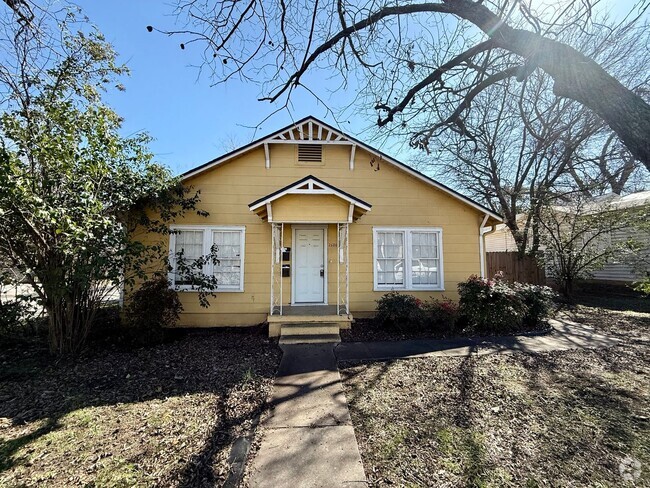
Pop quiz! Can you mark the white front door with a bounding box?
[294,228,325,303]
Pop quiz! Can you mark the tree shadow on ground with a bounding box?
[570,290,650,313]
[451,355,494,487]
[341,354,494,487]
[512,343,648,484]
[0,326,281,486]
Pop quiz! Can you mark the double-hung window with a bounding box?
[170,226,245,291]
[374,227,443,291]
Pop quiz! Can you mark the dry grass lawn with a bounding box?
[0,328,280,487]
[341,294,649,487]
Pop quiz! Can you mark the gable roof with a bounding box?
[249,175,372,211]
[182,116,502,221]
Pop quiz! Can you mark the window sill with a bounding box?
[173,287,244,293]
[374,287,445,292]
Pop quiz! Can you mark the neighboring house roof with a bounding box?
[554,190,650,214]
[182,116,502,221]
[584,190,650,211]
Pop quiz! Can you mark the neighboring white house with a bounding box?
[485,191,650,283]
[485,222,520,253]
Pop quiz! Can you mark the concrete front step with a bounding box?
[279,334,341,345]
[268,313,353,337]
[281,322,340,336]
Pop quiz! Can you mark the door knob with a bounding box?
[320,268,324,277]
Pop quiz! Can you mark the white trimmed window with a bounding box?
[170,226,245,291]
[373,227,443,291]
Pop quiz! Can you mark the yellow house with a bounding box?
[163,116,501,342]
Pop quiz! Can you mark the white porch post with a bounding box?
[346,223,349,315]
[278,223,284,315]
[337,223,350,315]
[270,222,283,315]
[337,223,340,316]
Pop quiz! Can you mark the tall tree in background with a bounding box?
[413,19,649,256]
[158,0,650,171]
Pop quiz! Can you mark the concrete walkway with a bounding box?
[248,344,367,487]
[248,318,618,486]
[335,318,620,362]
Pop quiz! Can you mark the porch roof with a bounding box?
[248,175,371,223]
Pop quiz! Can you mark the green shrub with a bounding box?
[513,282,557,326]
[0,297,41,338]
[457,274,527,333]
[633,276,650,296]
[375,292,425,329]
[458,274,556,333]
[124,276,183,342]
[422,297,459,335]
[0,299,28,335]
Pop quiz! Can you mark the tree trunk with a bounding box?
[450,0,650,170]
[46,296,93,355]
[563,276,574,300]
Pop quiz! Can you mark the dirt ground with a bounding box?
[0,328,281,487]
[340,294,650,487]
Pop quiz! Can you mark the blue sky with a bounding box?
[80,0,640,176]
[82,1,372,175]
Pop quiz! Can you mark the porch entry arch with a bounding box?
[248,175,371,316]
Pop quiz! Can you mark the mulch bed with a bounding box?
[340,297,650,487]
[341,318,551,343]
[0,327,281,487]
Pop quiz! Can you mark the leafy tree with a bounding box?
[159,0,650,171]
[0,6,217,354]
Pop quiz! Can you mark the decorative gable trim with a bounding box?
[271,119,351,144]
[248,175,372,212]
[182,116,502,221]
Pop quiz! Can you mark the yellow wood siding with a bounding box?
[271,194,350,222]
[140,143,486,327]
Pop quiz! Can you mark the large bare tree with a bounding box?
[414,19,649,256]
[157,0,650,171]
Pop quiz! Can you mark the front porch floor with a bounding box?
[280,305,341,316]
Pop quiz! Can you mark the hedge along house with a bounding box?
[166,116,501,342]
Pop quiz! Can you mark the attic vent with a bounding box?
[298,144,322,163]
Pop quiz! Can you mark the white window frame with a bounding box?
[373,227,444,291]
[169,225,245,292]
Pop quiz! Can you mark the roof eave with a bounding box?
[182,116,503,222]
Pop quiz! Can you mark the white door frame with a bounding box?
[291,224,328,305]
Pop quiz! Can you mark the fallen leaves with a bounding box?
[341,294,650,487]
[0,328,281,487]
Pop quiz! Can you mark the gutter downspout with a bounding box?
[479,214,496,278]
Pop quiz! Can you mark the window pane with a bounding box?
[376,232,404,286]
[412,258,438,285]
[174,230,204,285]
[411,232,439,285]
[213,231,241,258]
[213,230,242,289]
[412,231,438,259]
[377,232,404,259]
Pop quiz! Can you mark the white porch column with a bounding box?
[337,223,350,315]
[270,222,283,315]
